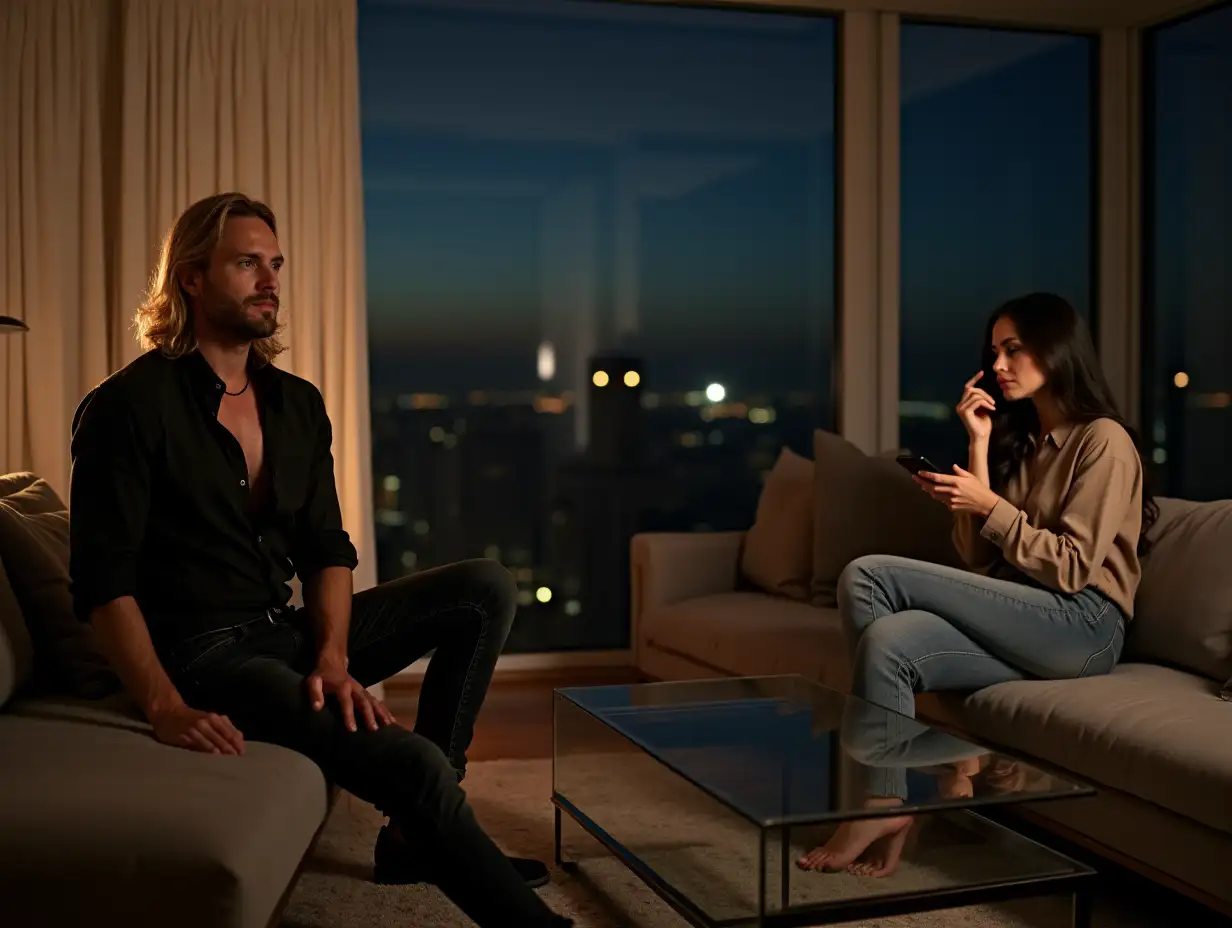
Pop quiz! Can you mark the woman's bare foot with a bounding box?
[797,812,913,872]
[846,818,914,877]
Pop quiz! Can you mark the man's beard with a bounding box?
[203,290,279,341]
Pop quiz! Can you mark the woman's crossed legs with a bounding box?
[798,554,1124,876]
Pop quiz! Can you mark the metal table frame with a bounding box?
[552,680,1096,928]
[553,794,1094,928]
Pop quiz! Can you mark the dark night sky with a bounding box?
[356,0,1227,400]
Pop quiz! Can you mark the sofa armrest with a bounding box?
[629,531,745,662]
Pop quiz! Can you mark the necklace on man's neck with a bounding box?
[224,378,250,397]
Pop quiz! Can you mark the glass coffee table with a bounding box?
[553,675,1095,927]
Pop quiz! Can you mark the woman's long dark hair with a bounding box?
[982,292,1158,554]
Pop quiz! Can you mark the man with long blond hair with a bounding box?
[67,192,568,928]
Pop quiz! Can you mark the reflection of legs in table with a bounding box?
[838,702,1034,880]
[842,700,991,797]
[798,700,982,876]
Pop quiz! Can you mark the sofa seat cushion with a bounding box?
[642,592,849,691]
[941,663,1232,836]
[0,700,329,928]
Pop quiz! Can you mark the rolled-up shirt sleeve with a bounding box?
[68,384,154,621]
[979,440,1138,594]
[290,390,359,577]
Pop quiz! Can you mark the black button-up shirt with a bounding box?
[68,348,358,647]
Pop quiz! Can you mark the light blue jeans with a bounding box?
[838,554,1125,800]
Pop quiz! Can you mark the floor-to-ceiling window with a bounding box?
[899,23,1096,468]
[358,0,836,653]
[1143,2,1232,501]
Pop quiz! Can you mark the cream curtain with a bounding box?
[0,0,112,505]
[0,0,376,594]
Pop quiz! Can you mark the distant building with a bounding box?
[458,421,544,568]
[537,354,664,648]
[587,353,645,469]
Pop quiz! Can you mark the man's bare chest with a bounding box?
[217,394,265,485]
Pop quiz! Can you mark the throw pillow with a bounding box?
[0,473,120,698]
[1126,496,1232,683]
[809,430,967,607]
[0,553,34,707]
[740,447,814,601]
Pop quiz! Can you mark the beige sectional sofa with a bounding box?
[0,472,331,928]
[630,430,1232,916]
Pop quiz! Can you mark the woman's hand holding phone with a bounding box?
[913,467,1001,517]
[957,371,995,442]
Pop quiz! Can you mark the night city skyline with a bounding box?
[356,0,1231,651]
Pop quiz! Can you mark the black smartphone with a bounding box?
[896,453,940,477]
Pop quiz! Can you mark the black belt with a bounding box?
[233,605,290,629]
[158,605,293,642]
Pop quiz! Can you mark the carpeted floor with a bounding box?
[279,758,1200,928]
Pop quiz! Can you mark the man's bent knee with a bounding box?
[388,557,518,638]
[457,557,518,633]
[466,557,517,603]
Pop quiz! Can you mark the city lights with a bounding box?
[537,341,556,382]
[1174,371,1190,388]
[372,371,837,651]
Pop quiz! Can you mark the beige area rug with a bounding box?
[280,757,1181,928]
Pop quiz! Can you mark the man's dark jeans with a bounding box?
[161,558,559,927]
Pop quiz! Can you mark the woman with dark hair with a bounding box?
[798,292,1157,877]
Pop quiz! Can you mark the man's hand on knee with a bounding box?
[306,659,397,733]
